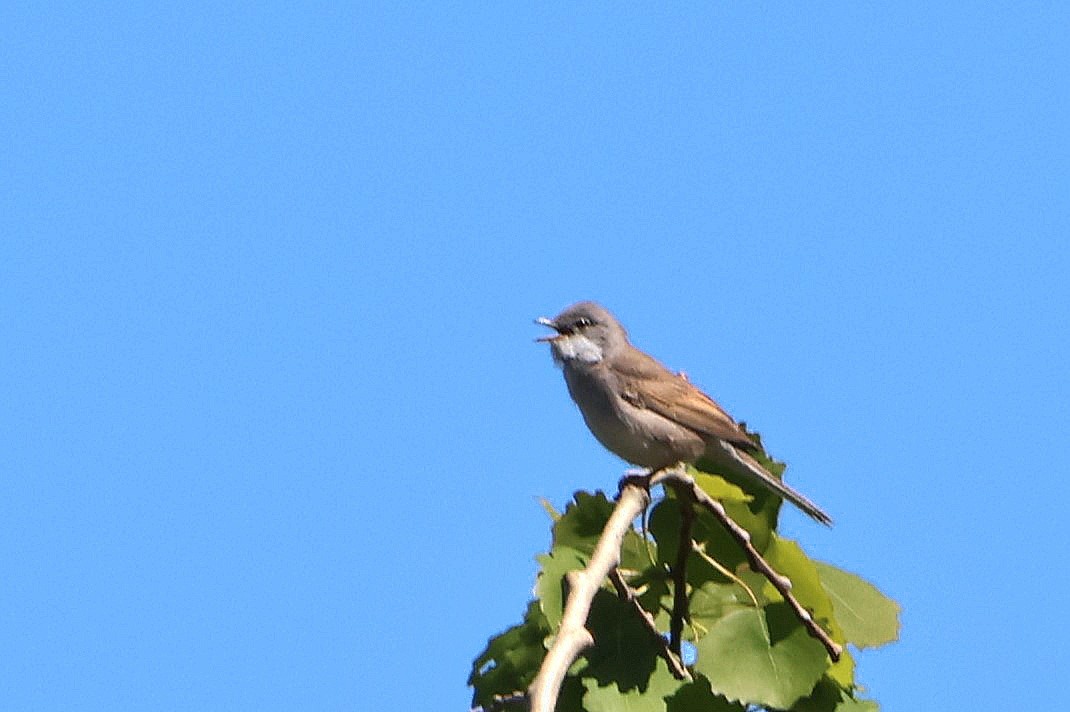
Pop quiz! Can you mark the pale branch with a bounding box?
[527,474,656,712]
[667,481,693,659]
[658,468,844,662]
[608,568,691,682]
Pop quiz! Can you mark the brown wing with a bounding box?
[613,349,758,451]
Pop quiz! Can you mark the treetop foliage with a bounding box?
[470,456,898,712]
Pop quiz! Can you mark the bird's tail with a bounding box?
[716,441,833,526]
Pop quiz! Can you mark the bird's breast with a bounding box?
[561,363,705,469]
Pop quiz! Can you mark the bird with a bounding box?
[536,300,832,525]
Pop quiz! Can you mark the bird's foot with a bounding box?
[619,467,660,490]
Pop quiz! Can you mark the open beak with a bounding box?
[534,316,562,342]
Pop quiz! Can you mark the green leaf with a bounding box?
[692,472,753,504]
[664,675,746,712]
[552,491,617,555]
[633,571,673,631]
[762,536,844,643]
[647,498,684,569]
[619,527,656,573]
[795,677,880,712]
[581,659,683,712]
[693,607,828,710]
[651,496,749,584]
[826,648,856,689]
[555,676,588,712]
[815,562,900,648]
[549,490,651,571]
[687,581,752,637]
[535,548,587,628]
[468,602,550,708]
[581,590,663,690]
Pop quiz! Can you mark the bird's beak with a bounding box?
[534,316,562,342]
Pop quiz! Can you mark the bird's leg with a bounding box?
[620,468,661,567]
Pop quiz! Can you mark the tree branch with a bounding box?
[667,481,693,659]
[658,469,843,662]
[608,568,691,682]
[527,475,655,712]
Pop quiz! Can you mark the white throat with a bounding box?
[551,333,604,365]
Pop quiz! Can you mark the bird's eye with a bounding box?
[575,317,593,329]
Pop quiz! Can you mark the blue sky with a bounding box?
[3,3,1067,710]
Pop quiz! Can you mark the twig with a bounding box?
[666,481,693,658]
[608,568,691,681]
[527,474,655,712]
[659,469,843,662]
[691,541,760,611]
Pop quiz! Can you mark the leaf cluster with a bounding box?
[470,461,899,712]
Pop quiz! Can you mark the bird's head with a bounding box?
[536,301,629,366]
